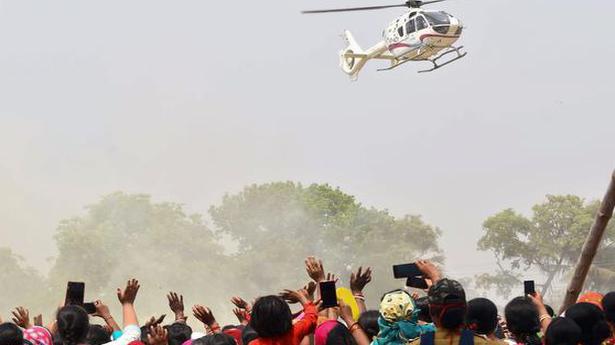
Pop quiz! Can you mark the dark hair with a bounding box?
[565,302,611,345]
[0,323,23,345]
[602,291,615,324]
[87,325,111,345]
[358,310,379,341]
[429,299,467,330]
[466,298,498,335]
[544,304,555,318]
[56,305,90,345]
[325,323,357,345]
[166,322,193,345]
[193,334,237,345]
[141,325,151,344]
[250,296,292,338]
[544,317,582,345]
[504,297,541,345]
[241,325,258,345]
[415,297,432,323]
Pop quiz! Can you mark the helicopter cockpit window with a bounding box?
[423,11,450,26]
[405,19,416,35]
[416,16,428,31]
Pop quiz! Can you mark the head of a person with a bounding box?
[166,323,193,345]
[249,295,292,338]
[87,325,111,345]
[325,323,357,345]
[427,278,467,330]
[466,298,498,336]
[504,297,540,345]
[544,317,582,345]
[240,326,258,345]
[56,305,90,345]
[0,323,23,345]
[414,297,432,324]
[358,310,380,341]
[602,291,615,325]
[565,302,611,345]
[192,334,237,345]
[222,326,243,345]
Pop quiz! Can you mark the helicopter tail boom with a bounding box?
[339,30,387,80]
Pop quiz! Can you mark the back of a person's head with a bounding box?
[504,297,540,345]
[87,324,111,345]
[325,323,357,345]
[544,317,581,345]
[466,298,498,335]
[166,322,193,345]
[193,334,237,345]
[602,291,615,324]
[249,295,292,338]
[414,297,432,323]
[241,326,258,345]
[427,278,467,330]
[358,310,379,341]
[57,305,90,345]
[0,323,23,345]
[565,302,611,345]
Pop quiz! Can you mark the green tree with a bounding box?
[477,194,615,298]
[50,192,227,316]
[209,182,443,305]
[0,247,46,313]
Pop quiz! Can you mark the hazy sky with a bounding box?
[1,0,614,284]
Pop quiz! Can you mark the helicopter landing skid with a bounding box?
[418,45,466,73]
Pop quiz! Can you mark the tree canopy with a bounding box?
[477,194,615,298]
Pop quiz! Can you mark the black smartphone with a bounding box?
[393,263,422,279]
[320,281,338,308]
[406,276,429,289]
[65,282,85,306]
[83,302,97,314]
[524,280,536,296]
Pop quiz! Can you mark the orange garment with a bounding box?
[249,302,317,345]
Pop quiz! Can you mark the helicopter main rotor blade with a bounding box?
[302,4,407,14]
[420,0,448,5]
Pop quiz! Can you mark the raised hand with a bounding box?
[233,308,249,326]
[338,300,354,325]
[230,296,251,311]
[117,279,140,305]
[350,266,372,294]
[93,300,112,320]
[147,324,169,345]
[416,260,441,283]
[33,314,43,327]
[167,292,186,321]
[12,307,31,329]
[192,305,216,327]
[280,288,310,306]
[305,281,317,301]
[326,273,339,284]
[305,256,326,283]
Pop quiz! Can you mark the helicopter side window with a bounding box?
[397,26,404,37]
[405,19,416,35]
[416,16,428,31]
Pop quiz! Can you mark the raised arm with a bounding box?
[11,307,32,329]
[192,305,220,334]
[167,292,187,323]
[94,300,121,332]
[339,300,370,345]
[350,266,372,314]
[116,279,140,327]
[528,292,552,333]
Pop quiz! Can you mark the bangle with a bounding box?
[539,314,552,323]
[348,322,361,333]
[354,295,365,301]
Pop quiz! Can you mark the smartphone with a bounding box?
[406,276,429,289]
[524,280,536,296]
[65,282,85,306]
[320,281,338,308]
[83,302,97,314]
[393,263,422,279]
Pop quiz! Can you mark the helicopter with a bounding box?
[302,0,466,80]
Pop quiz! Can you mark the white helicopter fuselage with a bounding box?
[384,9,462,60]
[339,8,464,79]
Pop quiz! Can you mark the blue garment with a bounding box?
[372,312,435,345]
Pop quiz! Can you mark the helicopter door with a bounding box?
[403,18,421,48]
[416,15,428,32]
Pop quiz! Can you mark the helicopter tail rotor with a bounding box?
[339,30,365,79]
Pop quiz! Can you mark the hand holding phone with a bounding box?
[393,263,422,279]
[524,280,536,296]
[406,276,429,290]
[65,282,86,306]
[319,281,338,308]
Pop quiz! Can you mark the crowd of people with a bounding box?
[1,257,615,345]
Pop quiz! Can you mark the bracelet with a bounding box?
[353,295,365,301]
[539,314,552,323]
[348,322,361,333]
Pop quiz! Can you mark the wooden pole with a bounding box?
[559,170,615,314]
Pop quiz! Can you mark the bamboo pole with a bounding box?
[559,170,615,314]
